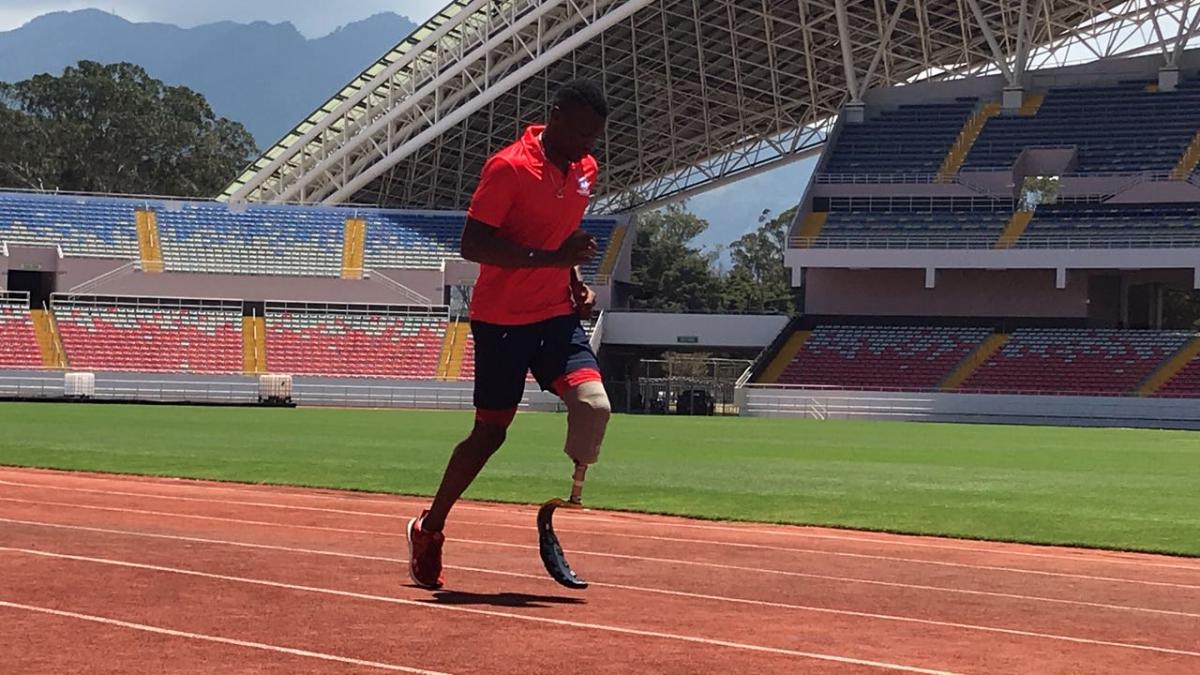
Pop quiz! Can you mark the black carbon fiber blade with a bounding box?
[537,499,588,590]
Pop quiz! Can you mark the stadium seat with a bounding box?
[821,99,980,176]
[156,203,344,276]
[966,80,1200,173]
[53,301,243,373]
[776,326,992,390]
[0,301,43,368]
[1025,203,1200,241]
[1158,356,1200,397]
[962,329,1192,395]
[0,192,139,258]
[363,211,618,280]
[265,309,447,378]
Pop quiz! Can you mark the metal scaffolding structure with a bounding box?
[220,0,1200,215]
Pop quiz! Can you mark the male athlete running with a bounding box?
[406,80,612,589]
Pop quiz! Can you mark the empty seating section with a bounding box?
[54,301,243,373]
[266,309,447,378]
[364,212,618,279]
[1026,203,1200,240]
[0,192,138,257]
[822,99,978,176]
[1159,357,1200,396]
[962,329,1191,394]
[819,207,1012,240]
[966,81,1200,173]
[0,300,42,368]
[363,212,462,269]
[777,326,991,390]
[156,203,343,276]
[0,191,625,279]
[815,197,1015,240]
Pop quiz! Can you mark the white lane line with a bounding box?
[0,547,960,675]
[2,517,1198,622]
[3,496,1196,591]
[0,599,450,674]
[5,473,1196,572]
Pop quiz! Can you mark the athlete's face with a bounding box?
[546,103,606,162]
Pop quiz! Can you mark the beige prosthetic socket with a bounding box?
[561,380,611,467]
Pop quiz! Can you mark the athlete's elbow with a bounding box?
[459,239,480,263]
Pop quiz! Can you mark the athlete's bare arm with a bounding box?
[460,218,597,269]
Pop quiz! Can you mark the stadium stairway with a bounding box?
[1136,335,1200,396]
[1170,130,1200,180]
[242,316,267,374]
[1017,93,1045,116]
[995,210,1035,249]
[437,321,471,380]
[940,333,1009,391]
[596,224,628,281]
[30,309,68,369]
[791,212,828,248]
[135,209,164,273]
[937,102,1002,182]
[757,330,812,384]
[342,217,367,280]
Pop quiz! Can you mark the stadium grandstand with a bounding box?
[2,0,1200,428]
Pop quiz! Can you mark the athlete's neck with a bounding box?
[539,131,572,174]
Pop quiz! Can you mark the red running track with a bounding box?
[1,467,1198,674]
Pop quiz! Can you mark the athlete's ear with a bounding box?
[548,104,563,127]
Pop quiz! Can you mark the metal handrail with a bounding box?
[363,268,434,305]
[789,233,1200,250]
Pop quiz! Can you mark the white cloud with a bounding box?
[0,1,450,37]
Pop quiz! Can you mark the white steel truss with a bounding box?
[221,0,1200,214]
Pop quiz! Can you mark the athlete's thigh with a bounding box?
[470,321,537,411]
[529,315,599,392]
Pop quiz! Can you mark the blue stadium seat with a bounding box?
[156,202,344,276]
[821,99,979,176]
[966,80,1200,173]
[0,192,139,258]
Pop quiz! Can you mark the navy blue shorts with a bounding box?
[471,314,600,413]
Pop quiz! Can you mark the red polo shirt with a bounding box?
[466,124,599,326]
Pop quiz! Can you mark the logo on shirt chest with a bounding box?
[576,175,592,197]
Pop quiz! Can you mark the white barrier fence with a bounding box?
[738,385,1200,429]
[0,373,565,412]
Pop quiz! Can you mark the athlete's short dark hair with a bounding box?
[554,79,609,118]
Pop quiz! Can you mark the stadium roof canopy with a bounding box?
[220,0,1200,214]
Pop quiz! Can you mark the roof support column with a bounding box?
[964,0,1023,110]
[1160,0,1198,91]
[833,0,864,122]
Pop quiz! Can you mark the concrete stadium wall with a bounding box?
[0,370,565,412]
[602,312,789,348]
[80,271,431,304]
[739,386,1200,430]
[804,268,1089,318]
[57,257,133,291]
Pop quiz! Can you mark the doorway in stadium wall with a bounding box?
[6,270,56,309]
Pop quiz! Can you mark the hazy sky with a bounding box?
[0,1,448,37]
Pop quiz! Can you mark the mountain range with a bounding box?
[0,9,416,148]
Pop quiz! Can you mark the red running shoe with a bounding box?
[406,510,445,589]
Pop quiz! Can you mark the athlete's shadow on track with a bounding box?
[423,590,587,608]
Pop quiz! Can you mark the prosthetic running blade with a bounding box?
[537,498,588,590]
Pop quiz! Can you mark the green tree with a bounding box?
[0,61,257,197]
[628,203,724,311]
[721,207,797,314]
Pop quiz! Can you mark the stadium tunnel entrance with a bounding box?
[7,270,56,309]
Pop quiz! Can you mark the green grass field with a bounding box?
[1,402,1198,556]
